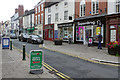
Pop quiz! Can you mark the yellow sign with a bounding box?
[96,27,101,35]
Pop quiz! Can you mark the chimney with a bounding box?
[15,8,18,13]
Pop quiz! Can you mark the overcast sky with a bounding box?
[0,0,40,22]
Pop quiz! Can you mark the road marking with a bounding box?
[13,45,72,80]
[42,46,119,67]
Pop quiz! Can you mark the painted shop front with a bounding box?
[74,15,106,46]
[106,13,120,46]
[58,22,74,41]
[44,24,54,41]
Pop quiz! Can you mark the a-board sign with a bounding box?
[30,50,43,70]
[2,38,10,49]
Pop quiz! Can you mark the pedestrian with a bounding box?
[98,32,102,49]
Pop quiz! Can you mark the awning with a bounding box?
[27,27,35,31]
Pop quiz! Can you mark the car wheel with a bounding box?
[32,40,34,44]
[19,38,21,41]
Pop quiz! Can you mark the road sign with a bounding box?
[2,38,10,49]
[30,50,43,70]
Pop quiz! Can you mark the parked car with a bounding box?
[10,34,17,39]
[27,35,43,44]
[19,33,29,42]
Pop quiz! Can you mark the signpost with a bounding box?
[29,50,43,74]
[2,38,10,49]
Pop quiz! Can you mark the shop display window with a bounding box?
[118,25,120,41]
[76,26,84,41]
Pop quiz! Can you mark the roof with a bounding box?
[74,14,107,22]
[23,9,35,17]
[45,0,63,8]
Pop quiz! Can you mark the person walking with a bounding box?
[98,32,102,49]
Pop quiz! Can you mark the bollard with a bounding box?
[10,40,12,50]
[22,44,26,60]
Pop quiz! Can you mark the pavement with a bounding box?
[43,40,120,65]
[0,44,59,79]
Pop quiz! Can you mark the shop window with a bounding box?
[118,25,120,41]
[91,0,99,15]
[76,26,84,41]
[80,0,85,17]
[110,30,116,42]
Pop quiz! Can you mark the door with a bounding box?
[84,26,93,45]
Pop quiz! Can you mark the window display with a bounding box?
[76,26,84,41]
[118,25,120,41]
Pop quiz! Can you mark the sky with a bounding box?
[0,0,40,22]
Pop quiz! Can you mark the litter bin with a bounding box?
[88,37,93,47]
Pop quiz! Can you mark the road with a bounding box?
[12,39,118,78]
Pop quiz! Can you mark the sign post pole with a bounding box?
[29,50,44,74]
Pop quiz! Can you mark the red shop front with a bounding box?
[44,24,54,41]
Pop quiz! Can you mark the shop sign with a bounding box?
[77,20,102,26]
[96,27,101,35]
[45,25,54,29]
[58,23,73,27]
[30,50,43,70]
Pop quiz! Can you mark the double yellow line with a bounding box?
[13,45,72,80]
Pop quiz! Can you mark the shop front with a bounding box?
[106,13,120,46]
[75,14,106,46]
[44,24,54,41]
[58,22,74,42]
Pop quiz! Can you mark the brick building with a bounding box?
[74,0,107,46]
[34,0,46,38]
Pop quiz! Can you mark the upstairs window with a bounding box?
[48,15,51,24]
[55,13,58,22]
[64,11,68,20]
[35,7,37,14]
[91,0,99,15]
[80,0,85,17]
[116,0,120,13]
[41,4,44,11]
[38,14,40,24]
[41,13,43,25]
[48,7,51,13]
[38,6,40,13]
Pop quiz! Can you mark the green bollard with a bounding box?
[10,40,12,50]
[22,44,26,61]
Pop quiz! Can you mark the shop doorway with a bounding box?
[84,26,93,45]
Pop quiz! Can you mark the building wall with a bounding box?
[107,0,116,14]
[75,0,107,18]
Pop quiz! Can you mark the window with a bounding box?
[48,7,51,13]
[38,6,40,13]
[55,4,58,9]
[38,14,40,24]
[118,25,120,41]
[35,16,37,25]
[92,0,99,15]
[80,0,85,17]
[41,4,43,11]
[64,2,68,6]
[64,11,68,20]
[41,13,43,25]
[35,8,37,14]
[55,13,58,22]
[116,0,120,13]
[48,15,51,24]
